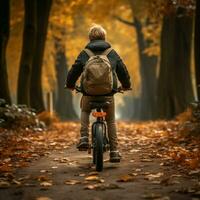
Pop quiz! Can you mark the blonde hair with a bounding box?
[88,24,106,41]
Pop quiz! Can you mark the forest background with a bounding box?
[0,0,199,121]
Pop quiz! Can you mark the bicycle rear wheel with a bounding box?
[93,123,104,172]
[92,123,96,165]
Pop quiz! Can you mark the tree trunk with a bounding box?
[17,0,37,106]
[134,17,158,120]
[157,8,194,119]
[30,0,52,112]
[195,0,200,100]
[54,37,77,120]
[0,0,11,104]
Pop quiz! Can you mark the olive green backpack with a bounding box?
[81,48,113,95]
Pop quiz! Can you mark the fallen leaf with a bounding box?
[141,159,153,162]
[12,179,21,185]
[88,171,99,176]
[85,176,100,181]
[0,180,10,188]
[170,174,182,178]
[64,180,81,185]
[24,183,36,187]
[145,172,164,181]
[0,164,12,173]
[84,183,122,190]
[78,173,86,177]
[40,181,52,187]
[117,175,134,182]
[135,168,142,172]
[129,149,140,153]
[36,197,53,200]
[37,175,50,182]
[40,170,48,173]
[189,169,200,175]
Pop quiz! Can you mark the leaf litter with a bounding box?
[0,120,199,196]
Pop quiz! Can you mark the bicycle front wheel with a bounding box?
[94,123,104,172]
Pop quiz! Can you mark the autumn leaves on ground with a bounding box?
[0,116,200,200]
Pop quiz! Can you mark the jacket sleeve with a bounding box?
[65,50,88,88]
[115,52,131,89]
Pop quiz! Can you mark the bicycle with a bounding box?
[75,86,131,172]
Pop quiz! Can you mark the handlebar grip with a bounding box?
[75,86,82,93]
[116,87,132,93]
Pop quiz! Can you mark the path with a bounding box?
[0,121,199,200]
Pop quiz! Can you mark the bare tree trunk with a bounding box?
[0,0,11,104]
[114,13,158,120]
[54,37,77,120]
[17,0,37,106]
[30,0,52,112]
[157,8,194,119]
[133,17,158,120]
[195,0,200,100]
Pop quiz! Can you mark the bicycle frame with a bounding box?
[91,109,109,151]
[90,106,109,171]
[70,85,132,171]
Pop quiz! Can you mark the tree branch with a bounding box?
[113,15,135,27]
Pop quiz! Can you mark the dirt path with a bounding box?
[0,121,200,200]
[0,146,199,200]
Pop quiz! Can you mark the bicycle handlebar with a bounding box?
[74,86,132,94]
[75,86,82,93]
[114,86,132,93]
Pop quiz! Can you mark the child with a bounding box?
[66,24,131,162]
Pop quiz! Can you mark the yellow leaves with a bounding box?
[84,172,104,183]
[166,146,200,169]
[37,111,59,126]
[117,121,200,170]
[85,175,100,181]
[176,108,193,122]
[51,15,74,28]
[0,122,80,177]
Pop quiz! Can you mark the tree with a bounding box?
[54,35,77,120]
[195,0,200,100]
[157,7,194,119]
[30,0,52,112]
[132,17,158,120]
[17,0,37,106]
[115,1,158,120]
[0,0,11,104]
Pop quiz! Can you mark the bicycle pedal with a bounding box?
[88,148,91,154]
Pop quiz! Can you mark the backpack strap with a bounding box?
[102,47,113,56]
[84,48,95,57]
[84,47,113,57]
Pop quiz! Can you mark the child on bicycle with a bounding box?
[65,24,131,162]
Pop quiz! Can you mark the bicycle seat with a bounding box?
[90,101,110,109]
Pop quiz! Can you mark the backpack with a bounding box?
[81,48,113,95]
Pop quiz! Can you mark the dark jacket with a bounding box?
[66,40,131,95]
